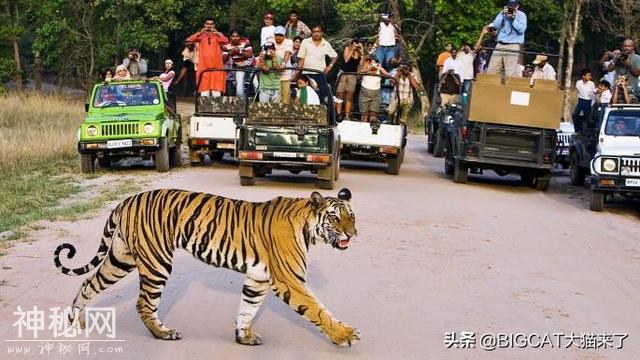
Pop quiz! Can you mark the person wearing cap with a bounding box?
[285,10,311,39]
[336,38,365,119]
[296,25,338,102]
[257,42,283,103]
[530,54,556,83]
[375,13,400,71]
[273,26,294,103]
[223,30,255,97]
[122,48,148,79]
[158,60,175,92]
[486,0,527,78]
[261,12,276,46]
[186,17,228,96]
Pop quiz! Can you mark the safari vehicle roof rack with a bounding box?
[608,104,640,108]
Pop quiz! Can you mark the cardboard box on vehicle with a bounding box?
[468,74,562,129]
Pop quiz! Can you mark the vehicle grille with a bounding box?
[621,158,640,176]
[557,133,571,146]
[101,123,140,136]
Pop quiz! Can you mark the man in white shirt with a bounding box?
[261,12,275,46]
[572,69,596,132]
[596,79,612,105]
[530,54,556,82]
[375,13,400,71]
[442,49,463,78]
[297,25,338,102]
[458,44,475,93]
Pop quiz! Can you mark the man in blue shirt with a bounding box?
[486,0,527,78]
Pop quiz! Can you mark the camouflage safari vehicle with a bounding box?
[236,68,340,189]
[77,80,182,173]
[188,68,255,164]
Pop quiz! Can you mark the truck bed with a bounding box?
[338,120,403,148]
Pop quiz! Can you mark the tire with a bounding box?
[433,129,445,158]
[590,191,605,211]
[316,164,336,189]
[155,138,170,172]
[210,151,224,161]
[334,154,340,181]
[569,152,586,186]
[535,176,551,191]
[427,122,435,154]
[240,176,255,186]
[80,154,95,174]
[386,152,401,175]
[453,159,468,184]
[97,157,110,169]
[444,160,454,176]
[189,149,204,166]
[520,172,535,186]
[170,145,181,168]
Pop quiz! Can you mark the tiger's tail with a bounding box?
[53,207,121,276]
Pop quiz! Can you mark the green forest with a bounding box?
[1,0,638,94]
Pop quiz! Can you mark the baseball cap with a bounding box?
[262,42,276,50]
[507,0,519,5]
[381,13,390,19]
[164,59,173,65]
[532,55,548,64]
[274,26,286,35]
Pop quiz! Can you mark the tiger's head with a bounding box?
[309,188,357,251]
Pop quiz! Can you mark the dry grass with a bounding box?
[0,93,84,171]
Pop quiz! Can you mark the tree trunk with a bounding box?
[556,1,569,85]
[33,50,42,92]
[5,2,23,91]
[562,0,583,123]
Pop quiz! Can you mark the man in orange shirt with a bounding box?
[436,43,453,75]
[186,17,228,96]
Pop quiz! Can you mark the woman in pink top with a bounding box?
[158,59,175,91]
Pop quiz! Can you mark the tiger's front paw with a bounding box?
[235,328,263,346]
[327,322,360,347]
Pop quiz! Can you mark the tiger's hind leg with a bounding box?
[235,277,270,345]
[69,235,136,328]
[135,256,181,340]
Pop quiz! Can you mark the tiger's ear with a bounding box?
[338,188,352,202]
[309,191,325,210]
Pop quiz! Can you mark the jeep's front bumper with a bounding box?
[590,175,640,194]
[78,138,161,155]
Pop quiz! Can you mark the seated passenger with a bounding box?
[113,65,131,81]
[102,68,114,82]
[95,87,119,107]
[358,55,389,122]
[610,118,631,135]
[295,75,320,105]
[142,87,160,105]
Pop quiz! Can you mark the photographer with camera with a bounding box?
[612,75,633,105]
[336,38,365,120]
[474,25,498,74]
[257,42,284,103]
[439,69,461,107]
[607,39,640,102]
[122,48,148,79]
[186,17,229,96]
[599,49,620,86]
[390,60,419,124]
[486,0,527,78]
[358,54,390,123]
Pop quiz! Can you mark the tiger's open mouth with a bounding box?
[337,236,351,250]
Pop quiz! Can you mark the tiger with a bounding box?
[53,188,360,347]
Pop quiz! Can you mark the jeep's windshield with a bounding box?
[93,83,161,108]
[605,111,640,136]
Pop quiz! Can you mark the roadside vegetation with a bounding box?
[0,93,144,252]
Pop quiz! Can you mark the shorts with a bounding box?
[359,87,381,113]
[337,74,357,93]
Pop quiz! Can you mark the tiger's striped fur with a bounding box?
[53,188,359,347]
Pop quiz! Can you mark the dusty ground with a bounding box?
[1,135,639,360]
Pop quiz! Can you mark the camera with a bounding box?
[620,53,629,61]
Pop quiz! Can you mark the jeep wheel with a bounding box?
[80,154,95,173]
[189,149,204,166]
[569,152,586,186]
[433,129,445,158]
[240,176,255,186]
[590,191,605,211]
[97,157,110,169]
[170,145,182,168]
[453,159,468,184]
[210,151,224,161]
[535,176,551,191]
[520,172,535,186]
[427,122,435,153]
[155,138,170,172]
[334,153,340,181]
[386,152,401,175]
[316,165,336,189]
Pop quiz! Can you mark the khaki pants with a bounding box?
[399,100,413,124]
[280,80,291,104]
[487,43,521,78]
[440,94,460,107]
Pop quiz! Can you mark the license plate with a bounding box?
[273,152,298,158]
[561,149,569,155]
[625,178,640,187]
[216,143,235,149]
[107,139,132,148]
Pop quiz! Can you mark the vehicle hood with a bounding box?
[85,109,164,123]
[598,136,640,156]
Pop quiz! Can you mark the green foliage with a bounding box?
[434,0,499,48]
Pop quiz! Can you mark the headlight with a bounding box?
[143,123,155,134]
[87,126,98,136]
[602,158,618,172]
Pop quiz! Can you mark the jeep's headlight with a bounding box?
[87,126,98,136]
[602,158,618,173]
[143,123,155,134]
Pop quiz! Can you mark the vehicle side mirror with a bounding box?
[85,103,89,112]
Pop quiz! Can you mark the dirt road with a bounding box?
[1,135,639,360]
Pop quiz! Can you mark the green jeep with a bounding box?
[77,80,181,173]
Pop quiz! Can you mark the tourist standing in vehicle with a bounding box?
[113,65,131,81]
[158,60,175,92]
[607,39,640,102]
[261,12,276,46]
[122,48,148,79]
[257,42,283,103]
[439,70,461,106]
[612,75,634,104]
[186,18,229,96]
[102,69,114,82]
[436,43,453,75]
[295,75,320,105]
[530,55,556,82]
[474,25,498,74]
[336,38,364,120]
[289,36,303,98]
[223,30,255,97]
[572,69,596,132]
[458,44,475,94]
[442,49,463,78]
[358,55,389,122]
[296,25,338,102]
[595,80,612,106]
[486,0,527,78]
[273,26,293,103]
[375,13,400,71]
[390,60,419,124]
[285,10,311,39]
